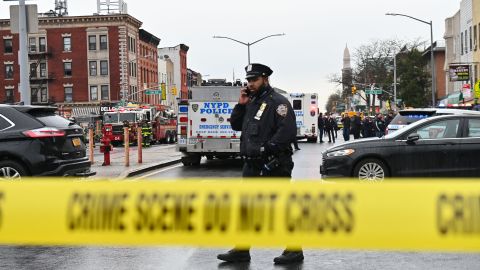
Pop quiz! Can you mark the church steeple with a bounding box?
[343,44,351,70]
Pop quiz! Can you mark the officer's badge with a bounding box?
[192,104,199,112]
[254,102,267,120]
[276,104,288,117]
[247,64,253,72]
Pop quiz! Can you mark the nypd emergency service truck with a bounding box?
[177,87,241,166]
[287,93,319,142]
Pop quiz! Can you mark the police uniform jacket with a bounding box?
[230,85,296,158]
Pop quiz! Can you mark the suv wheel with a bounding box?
[0,161,27,179]
[353,158,388,182]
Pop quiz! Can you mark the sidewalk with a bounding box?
[89,144,182,179]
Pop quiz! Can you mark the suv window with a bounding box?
[467,119,480,137]
[28,111,72,128]
[412,119,460,139]
[0,114,14,131]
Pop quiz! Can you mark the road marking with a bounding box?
[133,163,183,180]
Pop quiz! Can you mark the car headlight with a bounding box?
[326,149,355,157]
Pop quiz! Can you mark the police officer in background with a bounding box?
[217,63,303,264]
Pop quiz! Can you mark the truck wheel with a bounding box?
[165,131,171,144]
[191,155,201,166]
[181,157,191,166]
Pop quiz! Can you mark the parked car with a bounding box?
[386,108,480,134]
[321,114,480,181]
[0,105,96,179]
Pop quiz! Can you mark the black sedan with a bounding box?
[320,114,480,180]
[0,105,96,179]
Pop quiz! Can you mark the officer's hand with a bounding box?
[238,87,250,105]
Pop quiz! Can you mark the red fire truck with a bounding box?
[102,104,177,146]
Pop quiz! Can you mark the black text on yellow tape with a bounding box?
[0,180,479,252]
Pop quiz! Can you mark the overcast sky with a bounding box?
[0,0,461,109]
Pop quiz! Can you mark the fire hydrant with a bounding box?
[100,125,113,166]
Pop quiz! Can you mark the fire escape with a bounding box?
[28,43,54,105]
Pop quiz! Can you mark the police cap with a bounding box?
[245,63,273,79]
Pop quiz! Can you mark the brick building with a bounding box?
[138,29,160,105]
[0,14,159,116]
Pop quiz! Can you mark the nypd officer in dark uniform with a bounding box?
[217,63,304,264]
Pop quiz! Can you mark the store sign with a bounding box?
[449,64,470,81]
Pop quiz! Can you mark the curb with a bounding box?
[121,158,183,178]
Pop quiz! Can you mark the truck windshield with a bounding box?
[119,113,137,122]
[103,113,119,123]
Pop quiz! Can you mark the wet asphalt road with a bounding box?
[2,138,480,269]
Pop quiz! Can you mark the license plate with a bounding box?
[72,137,81,147]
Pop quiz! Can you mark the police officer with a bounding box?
[217,63,303,265]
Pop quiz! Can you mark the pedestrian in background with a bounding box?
[333,117,339,139]
[362,116,375,138]
[385,111,394,127]
[351,113,361,139]
[341,113,350,141]
[375,113,386,137]
[220,63,303,265]
[292,137,300,151]
[325,114,336,143]
[317,112,325,143]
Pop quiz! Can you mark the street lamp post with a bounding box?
[386,13,436,107]
[213,33,286,64]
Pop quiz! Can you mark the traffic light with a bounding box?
[351,86,357,95]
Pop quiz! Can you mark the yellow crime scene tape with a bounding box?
[0,179,478,252]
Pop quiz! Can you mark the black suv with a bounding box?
[0,105,96,178]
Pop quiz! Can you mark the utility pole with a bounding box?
[18,0,30,105]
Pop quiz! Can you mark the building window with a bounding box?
[29,37,36,52]
[5,64,13,79]
[470,26,473,52]
[461,32,464,55]
[63,37,71,52]
[101,85,109,100]
[465,30,468,54]
[31,88,38,103]
[88,35,96,51]
[64,87,73,102]
[40,63,46,77]
[89,61,97,76]
[39,37,46,52]
[90,85,98,101]
[5,89,13,103]
[4,39,12,54]
[41,87,47,103]
[63,62,72,76]
[100,60,108,75]
[100,35,108,50]
[30,63,37,78]
[475,25,478,51]
[128,37,136,52]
